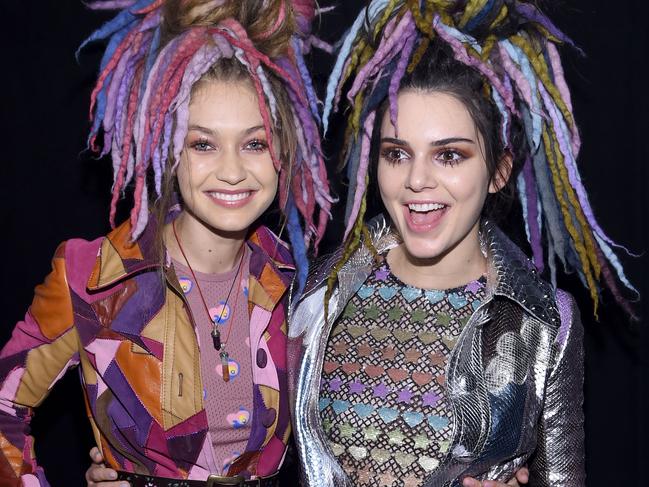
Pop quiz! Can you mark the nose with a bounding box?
[214,148,247,185]
[406,154,437,192]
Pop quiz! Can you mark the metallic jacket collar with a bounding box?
[300,214,559,328]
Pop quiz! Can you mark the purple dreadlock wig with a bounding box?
[81,0,333,293]
[324,0,636,316]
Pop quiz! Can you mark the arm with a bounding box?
[0,243,80,486]
[528,290,585,486]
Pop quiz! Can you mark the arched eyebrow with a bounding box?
[380,136,476,147]
[187,124,266,136]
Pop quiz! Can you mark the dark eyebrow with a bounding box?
[380,136,476,146]
[187,124,266,136]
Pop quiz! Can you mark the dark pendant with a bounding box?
[220,351,230,382]
[211,328,221,350]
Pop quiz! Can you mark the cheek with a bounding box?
[377,162,399,203]
[444,167,490,201]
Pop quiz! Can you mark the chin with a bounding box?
[401,238,448,261]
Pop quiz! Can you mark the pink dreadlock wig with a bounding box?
[81,0,333,293]
[323,0,636,317]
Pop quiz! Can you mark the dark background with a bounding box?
[0,1,647,485]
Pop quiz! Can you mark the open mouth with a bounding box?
[404,202,448,230]
[205,190,255,208]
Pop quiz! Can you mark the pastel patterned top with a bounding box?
[172,247,253,475]
[319,261,486,487]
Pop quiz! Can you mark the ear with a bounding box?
[488,150,513,194]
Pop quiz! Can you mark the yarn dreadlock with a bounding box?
[324,0,636,316]
[81,0,333,294]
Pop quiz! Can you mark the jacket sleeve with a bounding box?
[0,243,81,486]
[528,289,585,486]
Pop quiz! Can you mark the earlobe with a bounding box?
[488,150,513,193]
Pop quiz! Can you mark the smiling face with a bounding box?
[377,90,507,270]
[176,80,279,238]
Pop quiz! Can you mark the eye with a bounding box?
[244,139,269,152]
[188,138,214,152]
[380,146,410,165]
[436,148,465,166]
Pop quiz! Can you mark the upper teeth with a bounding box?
[408,203,445,212]
[208,191,251,201]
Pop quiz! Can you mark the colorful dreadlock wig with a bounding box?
[81,0,332,293]
[324,0,635,315]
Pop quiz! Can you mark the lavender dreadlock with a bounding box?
[81,0,333,293]
[324,0,636,316]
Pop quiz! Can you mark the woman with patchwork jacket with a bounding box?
[0,1,331,486]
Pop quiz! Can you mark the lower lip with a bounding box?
[402,205,448,233]
[205,192,256,209]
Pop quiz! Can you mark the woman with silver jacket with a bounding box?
[287,1,633,486]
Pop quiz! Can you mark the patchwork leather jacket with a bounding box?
[288,215,585,486]
[0,217,294,486]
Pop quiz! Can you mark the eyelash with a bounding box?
[380,146,466,167]
[187,138,269,153]
[244,138,269,152]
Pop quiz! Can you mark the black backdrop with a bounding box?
[0,1,647,485]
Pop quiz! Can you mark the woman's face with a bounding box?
[377,90,502,263]
[176,80,279,236]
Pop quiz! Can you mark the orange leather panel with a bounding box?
[30,256,73,340]
[115,340,163,425]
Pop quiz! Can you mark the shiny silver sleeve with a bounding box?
[528,290,585,486]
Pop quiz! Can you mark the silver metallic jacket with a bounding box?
[287,216,585,486]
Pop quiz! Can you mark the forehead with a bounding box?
[188,80,262,124]
[381,90,478,140]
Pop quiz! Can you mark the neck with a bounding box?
[387,225,486,290]
[165,211,246,275]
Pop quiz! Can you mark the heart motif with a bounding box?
[472,299,482,311]
[357,285,375,299]
[357,343,373,357]
[378,286,398,301]
[332,400,350,415]
[418,456,440,472]
[338,423,355,438]
[330,326,343,338]
[347,446,367,460]
[387,368,408,382]
[318,398,331,411]
[429,352,445,366]
[371,448,391,465]
[353,403,375,418]
[342,362,360,374]
[395,452,416,468]
[347,325,368,338]
[436,313,452,326]
[364,365,385,378]
[370,328,390,341]
[418,331,439,344]
[401,287,422,303]
[425,290,445,304]
[393,329,414,343]
[377,407,399,423]
[330,442,344,456]
[448,292,468,309]
[348,445,368,460]
[427,414,450,431]
[442,337,457,350]
[412,371,433,386]
[436,374,446,386]
[323,361,339,373]
[402,411,424,427]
